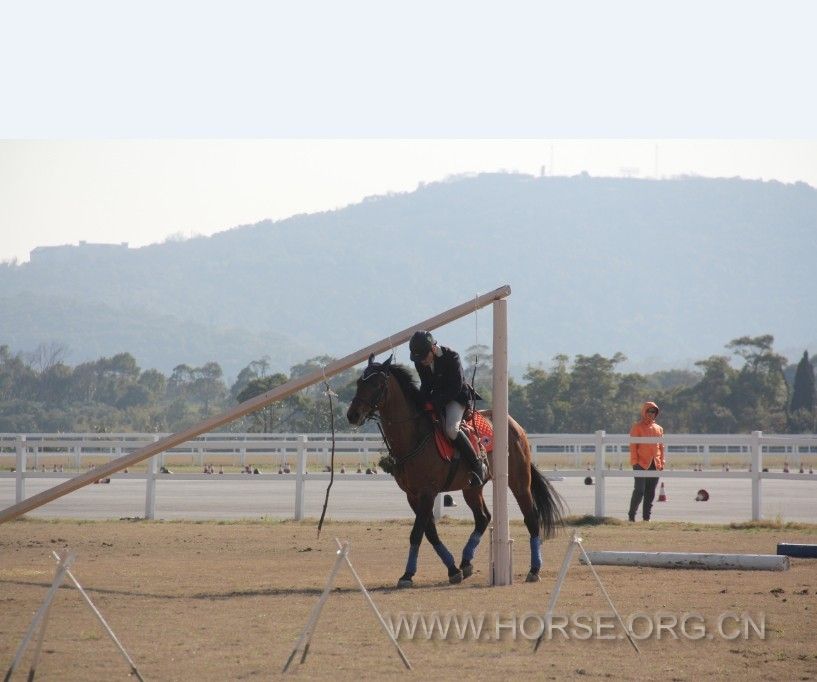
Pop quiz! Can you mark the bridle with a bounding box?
[349,367,390,420]
[350,364,430,464]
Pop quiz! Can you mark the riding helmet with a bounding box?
[409,330,435,361]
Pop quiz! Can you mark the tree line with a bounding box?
[0,334,814,435]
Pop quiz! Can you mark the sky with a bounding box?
[1,1,816,264]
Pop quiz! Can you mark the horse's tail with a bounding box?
[529,463,565,539]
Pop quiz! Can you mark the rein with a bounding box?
[377,422,433,465]
[357,369,431,466]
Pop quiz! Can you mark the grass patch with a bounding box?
[728,519,814,531]
[564,514,625,526]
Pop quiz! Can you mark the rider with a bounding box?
[409,330,487,487]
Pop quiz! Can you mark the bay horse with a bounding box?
[346,354,564,587]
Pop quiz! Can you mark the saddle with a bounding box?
[424,404,494,462]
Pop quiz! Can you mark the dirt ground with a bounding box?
[1,517,816,681]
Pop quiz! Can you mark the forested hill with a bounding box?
[1,173,815,378]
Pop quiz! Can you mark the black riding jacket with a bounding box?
[414,346,478,411]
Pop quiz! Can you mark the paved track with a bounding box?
[1,475,814,523]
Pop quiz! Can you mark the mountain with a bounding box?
[1,173,815,378]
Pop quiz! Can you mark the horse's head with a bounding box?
[346,354,393,426]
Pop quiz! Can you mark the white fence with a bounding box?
[2,431,816,521]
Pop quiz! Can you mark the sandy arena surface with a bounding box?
[2,517,816,681]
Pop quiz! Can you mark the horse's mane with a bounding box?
[383,363,426,411]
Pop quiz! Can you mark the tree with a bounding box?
[190,362,227,415]
[463,344,492,404]
[791,351,816,412]
[566,353,626,432]
[138,369,167,400]
[25,342,68,374]
[229,356,271,401]
[168,364,195,398]
[236,373,307,432]
[518,356,572,432]
[726,335,789,431]
[684,355,738,433]
[789,351,816,432]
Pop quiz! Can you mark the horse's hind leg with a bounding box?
[459,487,490,580]
[507,439,545,583]
[514,486,544,583]
[423,516,463,584]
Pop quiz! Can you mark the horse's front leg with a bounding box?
[399,491,462,587]
[424,515,463,584]
[398,493,429,588]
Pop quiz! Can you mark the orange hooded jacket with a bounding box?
[629,401,665,470]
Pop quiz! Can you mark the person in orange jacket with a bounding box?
[628,401,665,522]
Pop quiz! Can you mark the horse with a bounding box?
[346,354,565,587]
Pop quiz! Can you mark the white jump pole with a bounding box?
[0,285,512,524]
[491,299,512,586]
[580,551,790,571]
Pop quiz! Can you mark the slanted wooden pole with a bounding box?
[0,285,511,524]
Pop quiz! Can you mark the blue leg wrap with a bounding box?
[530,535,542,572]
[432,542,456,569]
[405,544,420,577]
[461,531,483,564]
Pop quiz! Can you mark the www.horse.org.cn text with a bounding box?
[384,610,766,642]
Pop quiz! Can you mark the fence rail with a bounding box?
[2,431,816,521]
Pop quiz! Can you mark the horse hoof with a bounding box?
[397,578,413,589]
[461,563,473,579]
[525,571,540,583]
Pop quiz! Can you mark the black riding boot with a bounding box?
[454,431,487,488]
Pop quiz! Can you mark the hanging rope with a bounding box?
[317,372,337,538]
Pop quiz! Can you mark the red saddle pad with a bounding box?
[425,405,494,462]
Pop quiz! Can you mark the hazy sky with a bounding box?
[2,139,816,264]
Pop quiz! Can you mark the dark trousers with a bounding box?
[629,461,659,520]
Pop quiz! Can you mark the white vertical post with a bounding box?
[594,430,606,517]
[73,445,81,471]
[433,493,443,521]
[15,435,26,504]
[751,430,762,521]
[294,435,306,521]
[491,299,511,586]
[145,436,159,520]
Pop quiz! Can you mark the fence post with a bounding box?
[15,435,26,504]
[145,437,159,520]
[594,430,606,517]
[433,493,443,521]
[294,435,306,521]
[751,430,762,521]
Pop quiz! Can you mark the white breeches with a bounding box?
[443,400,466,440]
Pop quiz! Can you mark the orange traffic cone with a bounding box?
[657,482,667,502]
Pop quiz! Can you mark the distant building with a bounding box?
[29,241,130,264]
